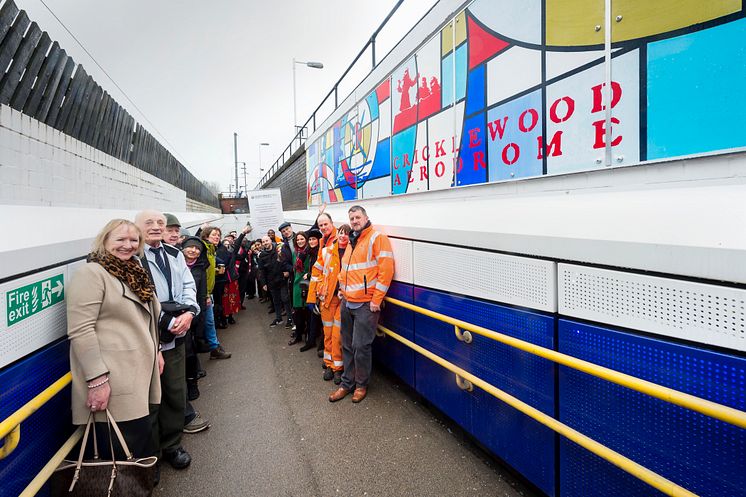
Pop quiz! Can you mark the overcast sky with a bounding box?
[16,0,438,193]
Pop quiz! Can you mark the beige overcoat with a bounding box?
[66,262,161,424]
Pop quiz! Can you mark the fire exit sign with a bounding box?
[6,275,64,326]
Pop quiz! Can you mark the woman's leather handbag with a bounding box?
[51,409,157,497]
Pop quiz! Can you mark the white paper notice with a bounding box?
[248,189,284,235]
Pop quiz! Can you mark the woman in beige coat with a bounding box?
[67,219,162,457]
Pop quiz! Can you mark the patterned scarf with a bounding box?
[87,252,155,303]
[294,246,308,272]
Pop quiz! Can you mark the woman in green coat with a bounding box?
[288,231,311,346]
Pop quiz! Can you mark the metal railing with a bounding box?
[256,0,406,189]
[380,296,746,497]
[0,372,80,496]
[4,295,744,496]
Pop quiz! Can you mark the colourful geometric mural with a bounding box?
[307,0,746,205]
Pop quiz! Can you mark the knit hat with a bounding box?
[181,236,204,251]
[306,228,322,240]
[164,213,181,227]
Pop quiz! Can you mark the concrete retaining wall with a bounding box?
[0,104,188,211]
[262,146,307,211]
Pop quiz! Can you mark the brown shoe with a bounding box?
[351,387,367,403]
[328,387,350,402]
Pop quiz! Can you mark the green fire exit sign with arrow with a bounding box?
[6,275,64,326]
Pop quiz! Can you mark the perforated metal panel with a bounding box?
[413,242,556,312]
[389,237,413,284]
[558,264,746,352]
[0,266,72,368]
[0,340,73,497]
[558,319,746,497]
[413,287,556,496]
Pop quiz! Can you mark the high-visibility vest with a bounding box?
[306,227,338,306]
[338,225,394,305]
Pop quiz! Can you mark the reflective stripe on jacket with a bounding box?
[338,225,394,305]
[306,227,338,305]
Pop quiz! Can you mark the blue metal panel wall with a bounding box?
[558,319,746,497]
[375,282,416,387]
[0,339,73,497]
[413,288,556,497]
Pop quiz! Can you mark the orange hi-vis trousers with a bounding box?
[321,296,343,372]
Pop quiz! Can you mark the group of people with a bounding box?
[65,204,393,489]
[66,210,254,484]
[255,206,395,403]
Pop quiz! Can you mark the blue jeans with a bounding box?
[204,298,220,350]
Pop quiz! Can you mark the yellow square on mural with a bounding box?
[362,124,371,154]
[441,12,466,56]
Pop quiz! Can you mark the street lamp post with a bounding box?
[293,58,324,137]
[238,161,247,195]
[258,142,270,172]
[233,132,239,196]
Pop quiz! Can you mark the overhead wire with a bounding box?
[36,0,195,172]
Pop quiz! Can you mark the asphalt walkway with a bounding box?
[157,298,537,497]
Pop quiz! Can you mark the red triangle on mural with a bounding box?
[468,16,510,70]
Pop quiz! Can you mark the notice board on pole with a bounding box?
[248,189,284,235]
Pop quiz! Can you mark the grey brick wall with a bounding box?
[263,146,307,211]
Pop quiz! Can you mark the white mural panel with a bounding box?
[486,47,542,105]
[546,49,640,174]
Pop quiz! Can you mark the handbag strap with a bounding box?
[69,412,96,491]
[105,408,135,460]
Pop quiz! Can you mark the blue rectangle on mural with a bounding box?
[391,126,417,195]
[647,18,746,160]
[457,113,487,186]
[367,137,390,180]
[442,44,468,107]
[488,89,543,181]
[465,64,486,116]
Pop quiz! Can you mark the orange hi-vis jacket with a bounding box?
[338,225,394,305]
[306,227,339,308]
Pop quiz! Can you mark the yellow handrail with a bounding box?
[0,372,72,460]
[384,296,746,430]
[18,426,83,497]
[379,324,698,497]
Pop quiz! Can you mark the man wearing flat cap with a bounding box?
[278,221,295,329]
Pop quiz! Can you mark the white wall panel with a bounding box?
[0,104,186,211]
[413,241,556,312]
[389,237,413,284]
[558,264,746,351]
[0,266,69,368]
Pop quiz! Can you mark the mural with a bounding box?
[307,0,746,205]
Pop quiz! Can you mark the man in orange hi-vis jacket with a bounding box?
[329,205,394,404]
[306,213,344,383]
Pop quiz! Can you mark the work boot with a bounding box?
[210,345,231,360]
[323,368,334,381]
[333,371,342,385]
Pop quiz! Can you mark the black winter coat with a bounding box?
[257,247,285,288]
[183,236,209,347]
